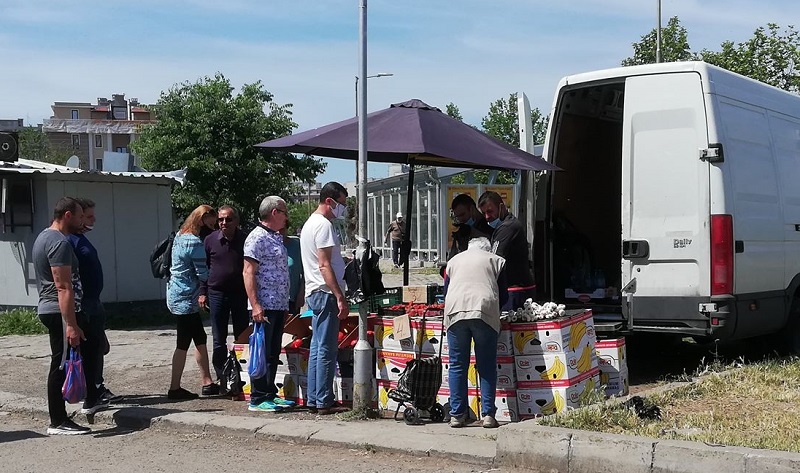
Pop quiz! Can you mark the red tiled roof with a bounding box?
[92,106,109,112]
[131,107,149,113]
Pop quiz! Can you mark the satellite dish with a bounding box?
[65,155,80,168]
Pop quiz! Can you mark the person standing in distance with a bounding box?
[300,182,350,414]
[384,212,405,268]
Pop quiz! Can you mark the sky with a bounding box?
[2,0,799,184]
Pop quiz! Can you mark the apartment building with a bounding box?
[42,93,154,171]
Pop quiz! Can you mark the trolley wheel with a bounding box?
[430,403,445,423]
[403,407,419,425]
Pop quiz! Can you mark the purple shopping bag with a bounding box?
[62,347,87,404]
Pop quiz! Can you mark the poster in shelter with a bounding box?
[483,185,516,215]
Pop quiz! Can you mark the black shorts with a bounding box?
[175,312,207,350]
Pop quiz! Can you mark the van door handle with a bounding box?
[622,240,649,259]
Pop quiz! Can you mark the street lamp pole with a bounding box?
[353,0,372,415]
[355,73,393,116]
[656,0,662,63]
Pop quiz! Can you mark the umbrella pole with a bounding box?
[402,163,415,286]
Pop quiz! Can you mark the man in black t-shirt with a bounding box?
[478,191,536,311]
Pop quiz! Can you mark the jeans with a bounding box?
[82,298,106,388]
[446,319,498,419]
[208,290,249,381]
[249,310,284,405]
[306,291,340,408]
[39,312,99,426]
[391,240,401,266]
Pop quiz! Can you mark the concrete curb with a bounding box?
[495,422,800,473]
[0,391,494,466]
[6,388,800,472]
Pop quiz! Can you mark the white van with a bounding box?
[532,61,800,345]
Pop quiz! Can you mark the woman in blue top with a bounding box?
[167,204,217,400]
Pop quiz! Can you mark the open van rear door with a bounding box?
[621,73,711,328]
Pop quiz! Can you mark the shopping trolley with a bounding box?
[387,312,446,425]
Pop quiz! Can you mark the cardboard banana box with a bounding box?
[510,309,596,355]
[515,344,598,387]
[600,367,629,398]
[517,367,601,418]
[596,337,627,373]
[372,318,415,351]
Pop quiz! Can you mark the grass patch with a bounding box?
[0,309,47,336]
[337,406,381,421]
[541,357,800,452]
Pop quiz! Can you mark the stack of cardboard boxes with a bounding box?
[512,309,601,419]
[373,314,519,422]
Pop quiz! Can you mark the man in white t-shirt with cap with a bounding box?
[299,181,351,415]
[384,212,405,268]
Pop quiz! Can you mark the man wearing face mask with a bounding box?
[69,198,121,411]
[477,191,536,311]
[299,181,350,414]
[448,194,493,259]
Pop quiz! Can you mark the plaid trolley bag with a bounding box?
[387,312,446,425]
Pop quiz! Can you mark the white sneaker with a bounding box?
[482,415,499,428]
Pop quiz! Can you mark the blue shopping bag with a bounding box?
[62,347,87,404]
[248,322,268,379]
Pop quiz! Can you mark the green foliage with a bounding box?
[622,17,800,94]
[700,24,800,93]
[0,309,47,336]
[445,102,463,121]
[286,200,313,236]
[454,92,549,185]
[18,126,74,165]
[622,16,694,66]
[131,73,325,220]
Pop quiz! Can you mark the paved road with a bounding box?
[0,414,495,473]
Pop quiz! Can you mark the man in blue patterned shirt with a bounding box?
[243,195,294,412]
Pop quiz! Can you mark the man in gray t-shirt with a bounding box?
[32,196,100,436]
[33,228,83,315]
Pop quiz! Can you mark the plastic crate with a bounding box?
[371,287,402,308]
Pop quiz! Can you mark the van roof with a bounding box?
[557,61,800,118]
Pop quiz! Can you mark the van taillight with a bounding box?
[711,214,733,295]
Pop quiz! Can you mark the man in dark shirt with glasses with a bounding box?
[199,205,248,393]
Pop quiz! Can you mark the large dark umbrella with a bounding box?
[257,99,560,171]
[256,99,560,283]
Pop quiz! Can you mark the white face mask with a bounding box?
[83,225,94,232]
[332,202,348,220]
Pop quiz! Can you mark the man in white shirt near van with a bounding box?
[299,181,350,415]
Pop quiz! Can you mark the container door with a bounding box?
[621,73,711,324]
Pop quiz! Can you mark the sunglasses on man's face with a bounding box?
[218,217,236,223]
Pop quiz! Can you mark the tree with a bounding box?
[17,126,73,165]
[700,24,800,93]
[621,16,694,66]
[469,93,549,184]
[286,200,312,236]
[445,102,463,121]
[131,73,325,219]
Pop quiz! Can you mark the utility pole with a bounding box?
[656,0,662,63]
